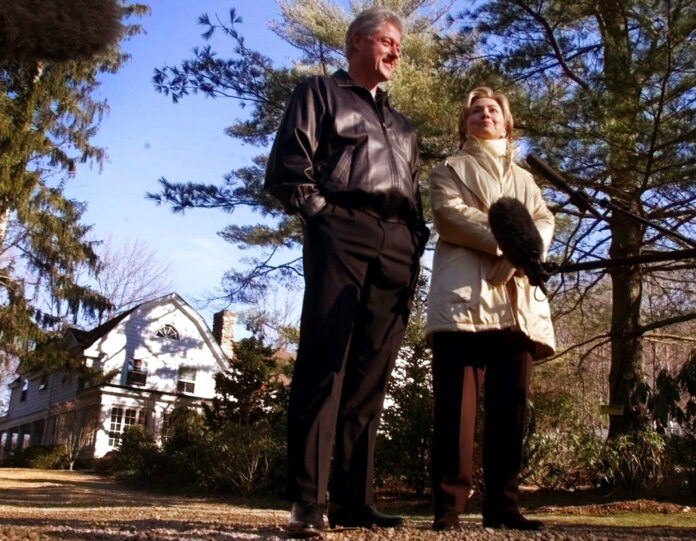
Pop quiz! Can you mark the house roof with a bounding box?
[77,293,231,371]
[65,305,139,349]
[16,307,142,376]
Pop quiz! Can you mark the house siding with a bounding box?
[5,370,78,421]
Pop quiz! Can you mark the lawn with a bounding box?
[0,468,694,540]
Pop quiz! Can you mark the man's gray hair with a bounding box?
[345,8,403,60]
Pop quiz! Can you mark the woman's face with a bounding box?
[466,97,506,140]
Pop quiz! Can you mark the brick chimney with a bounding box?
[212,310,235,360]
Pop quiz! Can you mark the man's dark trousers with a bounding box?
[288,203,418,506]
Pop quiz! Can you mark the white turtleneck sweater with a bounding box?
[476,136,509,181]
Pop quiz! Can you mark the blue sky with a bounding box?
[65,1,306,331]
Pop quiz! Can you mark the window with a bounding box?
[108,407,146,447]
[126,358,147,386]
[38,375,47,391]
[160,412,172,443]
[155,324,179,340]
[20,379,28,401]
[177,366,196,394]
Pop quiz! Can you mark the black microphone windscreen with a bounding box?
[488,197,544,269]
[0,0,121,62]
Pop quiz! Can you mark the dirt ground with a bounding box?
[0,469,695,540]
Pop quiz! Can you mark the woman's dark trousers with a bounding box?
[288,205,419,506]
[431,330,534,518]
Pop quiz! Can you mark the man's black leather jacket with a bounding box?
[265,69,427,239]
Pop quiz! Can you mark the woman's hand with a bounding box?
[486,257,517,286]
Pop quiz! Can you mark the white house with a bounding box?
[0,293,235,462]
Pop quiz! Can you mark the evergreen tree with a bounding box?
[205,336,288,427]
[0,2,149,368]
[449,0,696,436]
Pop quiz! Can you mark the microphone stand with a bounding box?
[523,154,696,278]
[548,248,696,274]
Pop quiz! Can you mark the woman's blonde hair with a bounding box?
[458,86,514,146]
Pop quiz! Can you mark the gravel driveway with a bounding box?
[0,469,694,540]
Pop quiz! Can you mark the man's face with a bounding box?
[352,22,401,84]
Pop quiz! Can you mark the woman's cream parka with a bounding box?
[425,138,556,360]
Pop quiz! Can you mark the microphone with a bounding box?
[525,153,603,219]
[488,197,550,293]
[489,194,696,283]
[0,0,121,62]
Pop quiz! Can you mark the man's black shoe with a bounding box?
[328,504,404,528]
[483,510,544,530]
[432,510,460,531]
[287,502,325,538]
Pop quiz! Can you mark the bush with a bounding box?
[93,451,117,474]
[523,429,603,489]
[110,405,287,495]
[376,382,432,496]
[112,424,160,475]
[375,292,433,497]
[9,445,68,469]
[666,434,696,495]
[160,413,285,495]
[207,420,285,495]
[601,428,668,494]
[521,392,603,489]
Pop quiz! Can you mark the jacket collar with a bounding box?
[331,68,354,87]
[331,69,389,103]
[462,136,513,179]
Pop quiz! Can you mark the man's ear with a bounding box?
[351,32,364,54]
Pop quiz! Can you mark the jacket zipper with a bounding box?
[372,97,398,193]
[381,121,399,193]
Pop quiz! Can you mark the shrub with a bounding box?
[375,288,433,497]
[93,450,117,474]
[148,407,212,488]
[113,405,286,495]
[666,434,696,495]
[157,444,214,489]
[112,424,160,475]
[376,380,432,496]
[207,420,285,495]
[601,428,668,494]
[125,410,286,495]
[521,392,603,489]
[523,429,603,489]
[9,445,68,469]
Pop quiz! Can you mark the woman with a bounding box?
[426,87,555,531]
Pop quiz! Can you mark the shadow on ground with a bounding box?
[0,469,695,540]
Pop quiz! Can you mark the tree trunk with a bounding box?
[608,211,647,438]
[596,0,649,438]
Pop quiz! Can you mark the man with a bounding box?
[264,7,428,539]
